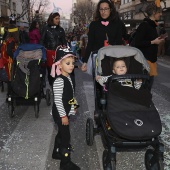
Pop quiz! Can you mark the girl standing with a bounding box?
[50,47,80,170]
[40,11,67,86]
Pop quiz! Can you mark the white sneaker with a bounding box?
[50,110,52,115]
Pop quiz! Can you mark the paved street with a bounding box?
[0,56,170,170]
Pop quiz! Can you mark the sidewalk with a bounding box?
[157,55,170,65]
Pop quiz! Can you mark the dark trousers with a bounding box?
[52,104,71,150]
[148,76,154,91]
[7,81,11,96]
[47,66,55,87]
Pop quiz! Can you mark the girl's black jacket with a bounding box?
[135,18,158,63]
[40,25,67,50]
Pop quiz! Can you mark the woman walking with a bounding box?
[40,11,67,86]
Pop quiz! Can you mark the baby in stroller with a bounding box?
[95,54,152,108]
[86,45,164,170]
[96,58,142,90]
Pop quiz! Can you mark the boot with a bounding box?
[52,143,74,160]
[52,137,61,160]
[60,148,80,170]
[52,147,61,160]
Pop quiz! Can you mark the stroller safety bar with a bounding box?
[111,74,149,81]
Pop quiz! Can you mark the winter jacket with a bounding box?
[29,28,41,44]
[19,30,29,44]
[83,19,124,63]
[135,18,158,63]
[40,25,67,50]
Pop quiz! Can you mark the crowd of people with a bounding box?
[0,0,168,169]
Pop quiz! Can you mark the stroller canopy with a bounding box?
[97,45,150,75]
[14,43,46,61]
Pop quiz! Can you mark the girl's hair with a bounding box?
[47,12,60,26]
[29,20,38,32]
[145,3,162,17]
[95,0,117,21]
[6,24,19,42]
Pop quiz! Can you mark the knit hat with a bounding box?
[8,24,18,33]
[50,47,75,77]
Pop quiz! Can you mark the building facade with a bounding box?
[0,0,29,32]
[60,18,71,32]
[118,0,170,54]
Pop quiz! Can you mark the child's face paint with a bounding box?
[60,57,75,76]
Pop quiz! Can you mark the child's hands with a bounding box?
[81,63,87,72]
[96,75,101,81]
[62,116,69,125]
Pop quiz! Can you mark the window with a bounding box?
[121,0,125,5]
[1,5,8,16]
[8,0,12,8]
[12,2,16,11]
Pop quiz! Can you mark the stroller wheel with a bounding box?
[8,103,15,118]
[86,118,94,146]
[103,149,116,170]
[34,103,39,118]
[145,149,164,170]
[46,89,51,106]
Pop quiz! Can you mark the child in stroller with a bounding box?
[86,45,164,170]
[96,58,142,90]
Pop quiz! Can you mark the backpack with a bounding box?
[0,57,8,82]
[1,38,16,64]
[129,21,148,47]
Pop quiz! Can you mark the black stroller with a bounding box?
[7,44,51,118]
[86,45,164,170]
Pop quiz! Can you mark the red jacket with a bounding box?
[29,28,41,44]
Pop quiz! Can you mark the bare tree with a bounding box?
[73,0,96,25]
[5,0,49,24]
[30,0,49,17]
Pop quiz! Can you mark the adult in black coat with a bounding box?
[135,3,164,90]
[19,26,29,44]
[40,12,67,86]
[81,0,124,71]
